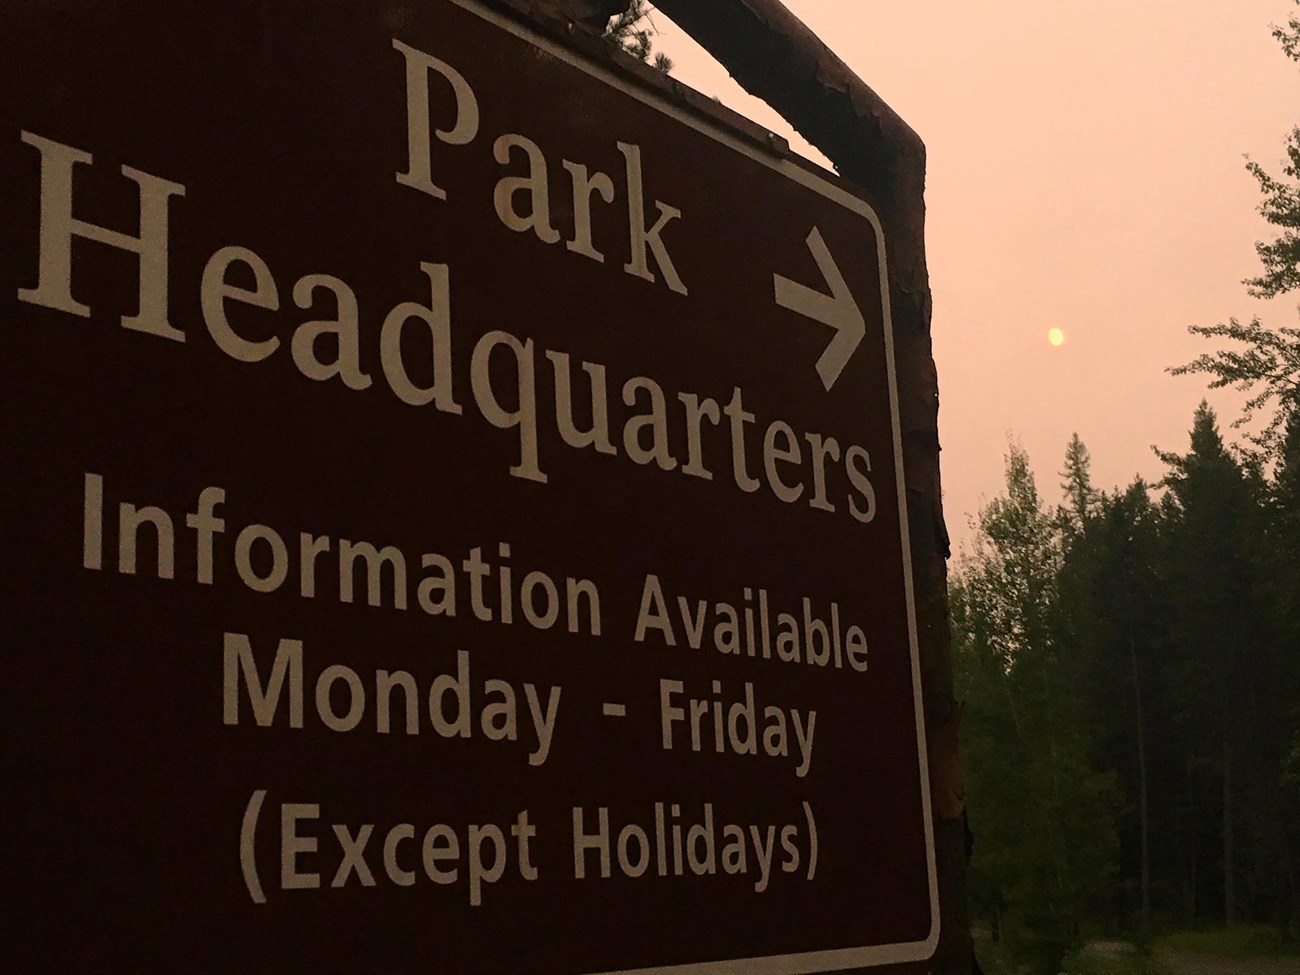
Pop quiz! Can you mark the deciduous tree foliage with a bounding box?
[954,444,1120,974]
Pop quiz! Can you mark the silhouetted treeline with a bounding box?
[952,405,1300,972]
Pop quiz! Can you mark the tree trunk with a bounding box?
[1283,822,1298,938]
[1225,734,1237,924]
[1188,759,1199,925]
[1131,638,1151,934]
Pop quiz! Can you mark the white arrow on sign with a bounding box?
[773,227,866,392]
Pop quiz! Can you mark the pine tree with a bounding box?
[1264,412,1300,931]
[1246,7,1300,300]
[1059,433,1099,529]
[1171,2,1300,456]
[1158,403,1274,923]
[1057,478,1168,933]
[603,1,673,72]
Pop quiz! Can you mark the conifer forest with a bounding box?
[954,4,1300,972]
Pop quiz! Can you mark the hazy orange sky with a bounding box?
[650,0,1300,550]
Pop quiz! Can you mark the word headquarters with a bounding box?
[15,35,886,525]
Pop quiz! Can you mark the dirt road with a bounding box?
[1160,952,1300,975]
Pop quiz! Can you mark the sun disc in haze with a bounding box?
[1048,327,1066,347]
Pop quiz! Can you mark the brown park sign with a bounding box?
[0,0,938,971]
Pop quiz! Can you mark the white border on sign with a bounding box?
[448,1,941,970]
